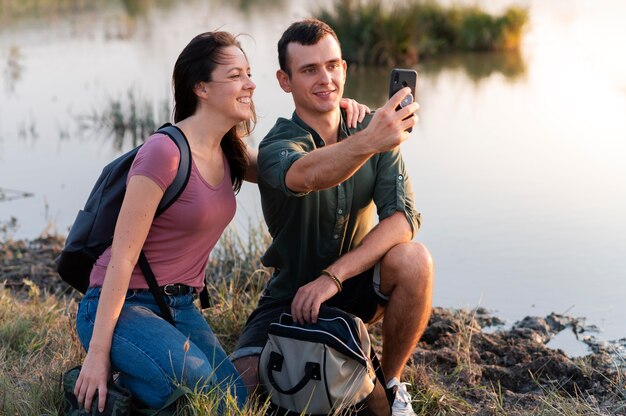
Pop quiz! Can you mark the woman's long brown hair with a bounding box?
[172,31,256,193]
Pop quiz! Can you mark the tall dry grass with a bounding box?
[0,224,271,415]
[0,281,81,414]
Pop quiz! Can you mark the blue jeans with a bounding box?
[76,287,247,409]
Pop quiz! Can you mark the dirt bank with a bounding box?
[407,307,625,413]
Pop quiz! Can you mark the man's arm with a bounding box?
[290,211,412,324]
[286,88,418,193]
[325,211,412,283]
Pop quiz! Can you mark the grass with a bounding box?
[0,224,273,415]
[316,0,529,66]
[529,355,626,416]
[0,0,284,23]
[0,280,81,415]
[530,373,623,416]
[203,222,272,353]
[2,225,625,415]
[0,0,178,21]
[0,0,99,20]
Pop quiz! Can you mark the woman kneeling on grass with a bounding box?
[73,31,256,412]
[73,30,369,412]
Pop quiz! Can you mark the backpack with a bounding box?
[55,124,207,321]
[259,306,394,416]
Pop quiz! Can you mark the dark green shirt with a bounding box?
[257,111,421,299]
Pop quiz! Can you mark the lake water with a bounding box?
[1,1,625,344]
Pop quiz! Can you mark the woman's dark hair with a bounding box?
[172,31,255,193]
[278,19,340,77]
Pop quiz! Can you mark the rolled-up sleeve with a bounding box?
[258,119,314,197]
[373,148,421,237]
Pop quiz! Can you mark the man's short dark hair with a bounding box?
[278,19,341,77]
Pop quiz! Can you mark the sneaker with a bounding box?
[387,377,417,416]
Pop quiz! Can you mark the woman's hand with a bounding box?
[340,98,371,129]
[74,347,111,413]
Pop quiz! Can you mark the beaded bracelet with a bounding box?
[321,269,343,293]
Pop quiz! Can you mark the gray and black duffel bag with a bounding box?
[259,306,393,415]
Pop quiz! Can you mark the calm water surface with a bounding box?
[1,1,625,342]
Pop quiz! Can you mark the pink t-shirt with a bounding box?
[89,133,236,290]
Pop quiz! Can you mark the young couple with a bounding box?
[73,19,433,416]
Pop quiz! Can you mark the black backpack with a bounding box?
[56,123,204,323]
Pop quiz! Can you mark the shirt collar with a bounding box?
[291,110,351,147]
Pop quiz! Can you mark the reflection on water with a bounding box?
[344,50,526,107]
[0,217,18,239]
[17,117,38,142]
[106,0,179,40]
[421,50,526,83]
[69,49,524,150]
[0,188,33,202]
[3,46,24,93]
[75,89,170,151]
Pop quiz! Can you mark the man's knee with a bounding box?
[382,241,433,284]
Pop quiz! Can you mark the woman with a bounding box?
[73,31,368,412]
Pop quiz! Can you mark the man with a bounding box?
[232,19,434,415]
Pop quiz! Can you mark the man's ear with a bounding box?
[276,70,292,93]
[342,60,347,74]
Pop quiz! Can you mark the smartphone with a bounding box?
[389,68,417,132]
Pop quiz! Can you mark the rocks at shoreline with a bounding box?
[411,307,624,411]
[1,235,75,299]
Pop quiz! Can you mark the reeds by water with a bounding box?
[316,0,529,66]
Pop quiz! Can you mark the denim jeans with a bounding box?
[76,287,247,409]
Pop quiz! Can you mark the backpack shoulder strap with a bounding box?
[137,123,192,325]
[154,123,192,217]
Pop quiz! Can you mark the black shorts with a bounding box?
[231,267,388,361]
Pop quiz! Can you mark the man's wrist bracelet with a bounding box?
[321,269,343,292]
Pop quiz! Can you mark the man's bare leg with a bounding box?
[233,356,260,396]
[378,241,434,380]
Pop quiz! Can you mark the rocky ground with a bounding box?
[2,236,625,414]
[409,308,625,413]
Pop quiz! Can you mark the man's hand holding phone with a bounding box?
[351,68,418,154]
[357,86,418,154]
[389,68,418,132]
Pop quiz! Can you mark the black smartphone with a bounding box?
[389,68,417,132]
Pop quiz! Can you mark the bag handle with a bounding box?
[266,352,321,395]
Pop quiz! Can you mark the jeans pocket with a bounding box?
[83,297,99,325]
